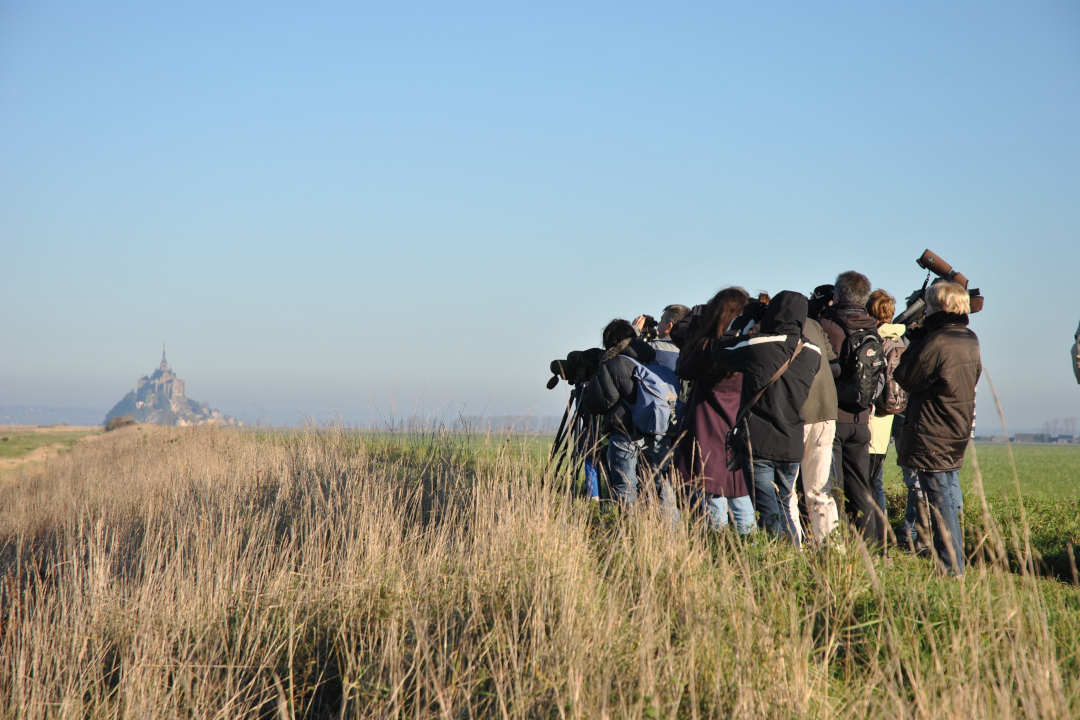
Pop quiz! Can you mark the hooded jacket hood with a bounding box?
[760,291,808,336]
[877,323,906,341]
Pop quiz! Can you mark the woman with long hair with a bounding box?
[672,286,755,532]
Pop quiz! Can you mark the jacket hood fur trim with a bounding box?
[601,339,632,363]
[601,337,656,365]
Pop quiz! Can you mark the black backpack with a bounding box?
[835,326,886,414]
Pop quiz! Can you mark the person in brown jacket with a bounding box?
[894,281,981,575]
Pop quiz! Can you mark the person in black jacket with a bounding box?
[712,291,820,544]
[820,271,885,549]
[580,319,677,513]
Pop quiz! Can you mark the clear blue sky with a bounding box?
[2,1,1078,431]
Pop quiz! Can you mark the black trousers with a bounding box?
[833,422,884,547]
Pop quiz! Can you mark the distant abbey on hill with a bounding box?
[103,348,241,427]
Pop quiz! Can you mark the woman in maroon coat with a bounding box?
[673,287,756,533]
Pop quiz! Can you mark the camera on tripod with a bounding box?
[544,346,608,495]
[546,347,604,390]
[893,249,984,327]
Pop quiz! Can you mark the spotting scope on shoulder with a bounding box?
[894,249,984,326]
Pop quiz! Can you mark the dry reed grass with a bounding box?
[0,424,1076,719]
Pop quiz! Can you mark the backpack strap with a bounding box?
[732,339,805,431]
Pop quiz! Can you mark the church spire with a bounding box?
[161,343,168,370]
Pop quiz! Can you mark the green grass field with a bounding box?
[876,442,1080,501]
[0,426,101,460]
[871,442,1080,582]
[964,442,1080,498]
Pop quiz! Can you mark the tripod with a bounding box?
[546,385,607,499]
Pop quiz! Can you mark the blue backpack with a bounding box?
[624,358,679,435]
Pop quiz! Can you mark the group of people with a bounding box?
[577,271,982,576]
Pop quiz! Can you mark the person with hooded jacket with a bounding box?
[580,319,677,515]
[792,314,841,547]
[712,290,821,545]
[894,282,981,575]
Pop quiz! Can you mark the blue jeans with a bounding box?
[917,469,965,575]
[584,458,600,499]
[741,456,802,546]
[702,493,756,534]
[899,466,923,548]
[643,433,675,475]
[640,436,681,522]
[900,467,963,549]
[608,435,679,520]
[607,435,642,504]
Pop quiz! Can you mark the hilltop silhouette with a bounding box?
[103,348,240,427]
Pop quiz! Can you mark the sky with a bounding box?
[1,1,1078,432]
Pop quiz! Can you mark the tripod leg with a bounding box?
[547,395,574,464]
[552,409,580,479]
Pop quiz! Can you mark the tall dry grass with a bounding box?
[0,424,1076,719]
